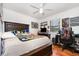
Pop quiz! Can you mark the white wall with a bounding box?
[2,6,79,34]
[2,8,40,34]
[40,6,79,37]
[41,6,79,30]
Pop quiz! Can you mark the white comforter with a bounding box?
[3,36,52,56]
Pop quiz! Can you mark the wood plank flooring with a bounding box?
[52,45,79,56]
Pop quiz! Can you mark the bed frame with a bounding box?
[4,21,52,56]
[21,44,52,56]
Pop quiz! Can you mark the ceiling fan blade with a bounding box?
[45,9,53,11]
[42,3,46,7]
[30,5,39,9]
[33,10,39,14]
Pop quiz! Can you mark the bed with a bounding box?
[2,32,52,56]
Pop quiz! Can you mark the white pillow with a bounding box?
[2,31,16,39]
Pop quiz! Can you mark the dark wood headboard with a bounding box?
[4,21,29,32]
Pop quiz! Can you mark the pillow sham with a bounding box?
[2,31,16,39]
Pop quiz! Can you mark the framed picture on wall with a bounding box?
[31,22,38,29]
[50,18,60,32]
[62,18,69,27]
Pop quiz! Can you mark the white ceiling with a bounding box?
[3,3,79,19]
[0,3,3,14]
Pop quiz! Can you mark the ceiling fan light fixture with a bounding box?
[39,8,43,14]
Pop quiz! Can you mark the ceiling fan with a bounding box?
[30,3,53,15]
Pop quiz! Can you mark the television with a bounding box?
[41,28,46,32]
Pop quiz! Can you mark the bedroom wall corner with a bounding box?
[2,8,40,34]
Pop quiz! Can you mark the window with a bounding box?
[70,16,79,34]
[50,18,60,32]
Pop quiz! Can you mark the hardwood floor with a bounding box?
[52,45,79,56]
